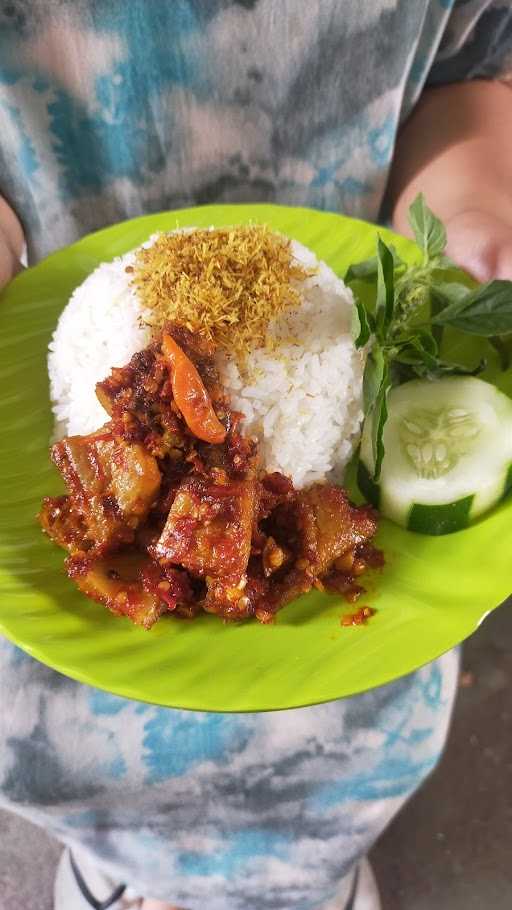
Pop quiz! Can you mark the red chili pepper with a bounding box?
[162,333,226,444]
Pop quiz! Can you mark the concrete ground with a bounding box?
[1,600,511,910]
[371,597,512,910]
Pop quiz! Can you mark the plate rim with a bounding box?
[0,202,510,711]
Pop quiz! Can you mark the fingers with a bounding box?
[445,210,512,282]
[0,196,24,291]
[0,233,21,290]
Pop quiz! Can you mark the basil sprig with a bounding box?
[346,194,512,480]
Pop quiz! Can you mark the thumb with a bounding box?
[445,210,512,282]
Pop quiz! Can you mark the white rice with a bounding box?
[48,231,365,487]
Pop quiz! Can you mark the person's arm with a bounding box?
[387,79,512,281]
[0,195,24,289]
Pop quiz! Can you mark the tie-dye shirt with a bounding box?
[0,0,511,261]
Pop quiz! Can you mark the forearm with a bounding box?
[388,80,512,234]
[0,196,24,289]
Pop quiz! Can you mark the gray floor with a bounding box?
[371,598,512,910]
[0,601,511,910]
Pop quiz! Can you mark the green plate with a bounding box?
[0,204,510,712]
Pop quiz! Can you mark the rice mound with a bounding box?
[48,231,365,488]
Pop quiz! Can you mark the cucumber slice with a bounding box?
[359,376,512,535]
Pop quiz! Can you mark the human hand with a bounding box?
[388,80,512,286]
[445,209,512,282]
[0,235,18,290]
[0,196,24,291]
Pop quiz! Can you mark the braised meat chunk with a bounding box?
[64,550,198,631]
[96,345,189,458]
[153,469,257,579]
[50,432,161,554]
[40,329,381,629]
[290,485,377,576]
[67,552,165,629]
[96,323,225,458]
[39,495,88,553]
[262,485,378,615]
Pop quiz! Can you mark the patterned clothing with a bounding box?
[0,1,510,261]
[0,2,510,907]
[1,640,459,909]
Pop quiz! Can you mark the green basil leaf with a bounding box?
[446,357,487,376]
[408,193,447,258]
[351,299,372,348]
[430,282,471,308]
[489,335,512,371]
[416,328,438,356]
[409,357,486,379]
[345,256,379,283]
[345,245,404,284]
[363,346,386,414]
[433,254,457,269]
[371,372,390,481]
[375,237,395,338]
[394,337,439,370]
[429,285,456,348]
[389,245,406,270]
[436,358,487,376]
[391,329,437,358]
[433,280,512,336]
[429,282,469,347]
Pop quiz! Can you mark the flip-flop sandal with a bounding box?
[54,847,142,910]
[322,857,382,910]
[55,846,380,910]
[349,858,381,910]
